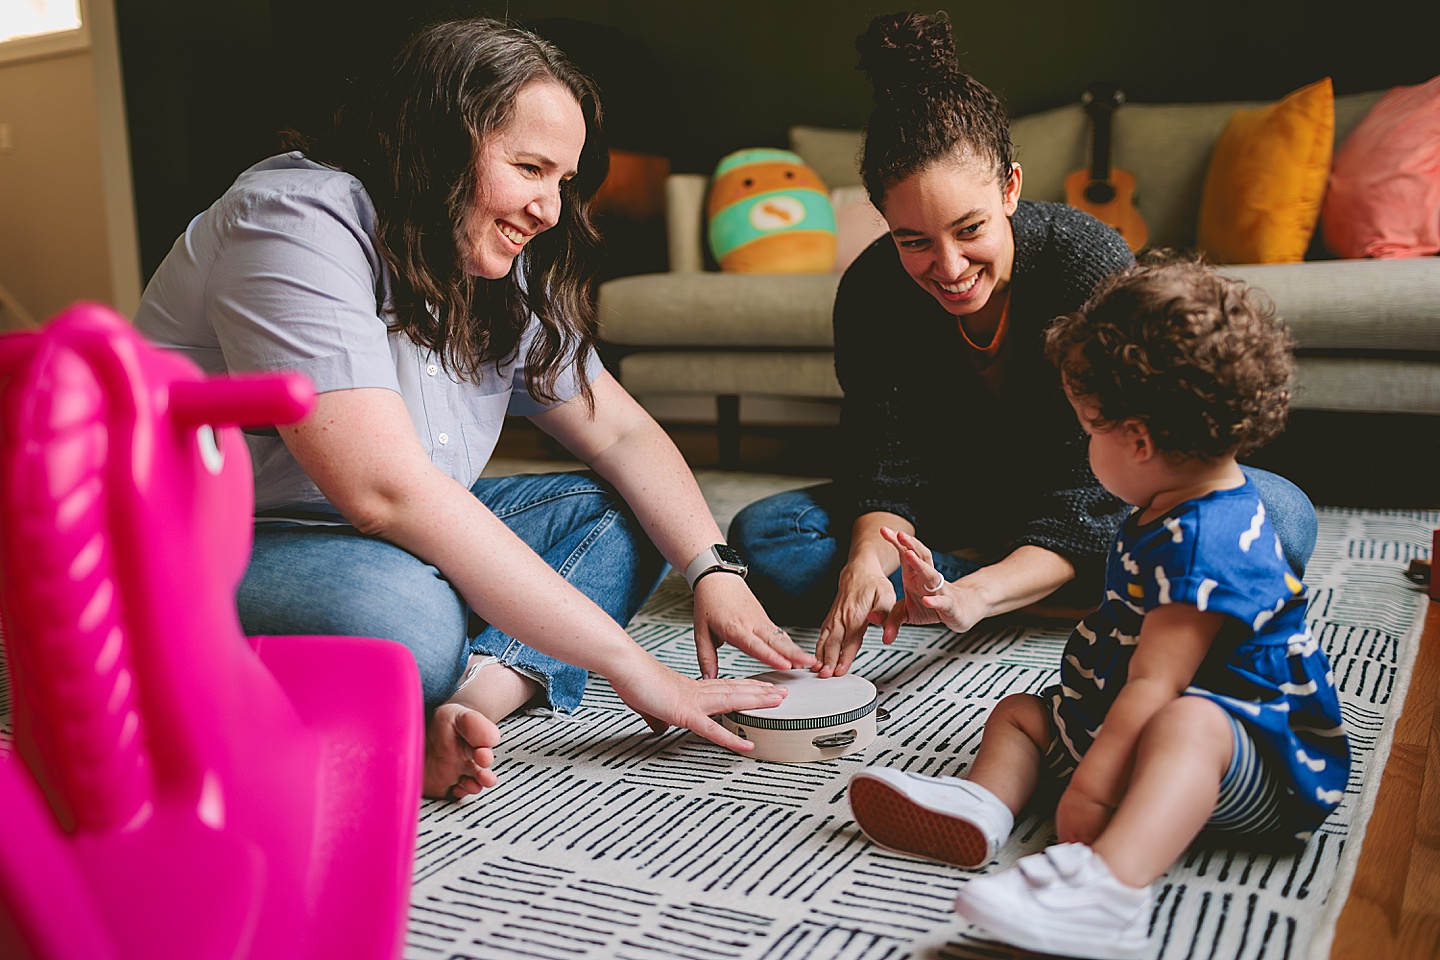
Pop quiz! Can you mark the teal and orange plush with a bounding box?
[706,148,836,273]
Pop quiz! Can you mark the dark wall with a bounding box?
[117,0,1436,280]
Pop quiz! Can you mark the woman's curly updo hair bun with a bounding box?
[856,11,1014,208]
[855,10,961,103]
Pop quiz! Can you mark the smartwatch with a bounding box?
[684,544,748,589]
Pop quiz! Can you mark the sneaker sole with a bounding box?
[848,775,991,869]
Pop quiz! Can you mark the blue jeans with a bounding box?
[238,472,665,714]
[728,466,1318,627]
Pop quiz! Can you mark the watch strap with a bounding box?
[683,544,747,589]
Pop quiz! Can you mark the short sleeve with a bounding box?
[504,317,604,417]
[205,183,401,396]
[1129,500,1302,630]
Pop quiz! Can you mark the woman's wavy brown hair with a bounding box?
[294,18,609,405]
[1043,253,1295,460]
[855,11,1015,207]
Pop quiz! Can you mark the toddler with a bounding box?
[846,258,1350,960]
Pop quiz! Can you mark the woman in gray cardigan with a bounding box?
[730,11,1315,675]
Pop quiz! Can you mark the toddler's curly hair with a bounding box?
[1043,254,1295,460]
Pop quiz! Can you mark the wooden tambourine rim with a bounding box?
[721,669,880,732]
[723,696,878,731]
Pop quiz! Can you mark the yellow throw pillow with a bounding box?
[1197,78,1334,264]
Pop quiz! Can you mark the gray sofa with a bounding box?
[596,89,1440,464]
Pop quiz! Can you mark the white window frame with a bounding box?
[0,0,90,65]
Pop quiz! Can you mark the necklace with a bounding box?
[958,292,1011,368]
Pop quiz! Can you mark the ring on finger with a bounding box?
[928,576,945,594]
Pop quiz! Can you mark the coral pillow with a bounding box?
[1197,78,1334,264]
[1321,75,1440,259]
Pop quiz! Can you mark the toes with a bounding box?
[445,776,480,801]
[424,703,504,799]
[454,708,502,749]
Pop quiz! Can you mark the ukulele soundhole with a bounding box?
[1084,181,1116,205]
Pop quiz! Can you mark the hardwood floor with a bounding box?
[1332,600,1440,960]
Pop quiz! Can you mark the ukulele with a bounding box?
[1064,83,1149,252]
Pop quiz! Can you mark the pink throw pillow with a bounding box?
[831,187,890,273]
[1321,75,1440,258]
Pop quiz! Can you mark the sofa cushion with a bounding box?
[598,272,840,348]
[1292,357,1440,414]
[1220,259,1440,352]
[789,125,865,190]
[1197,78,1334,264]
[616,351,843,399]
[1322,74,1440,259]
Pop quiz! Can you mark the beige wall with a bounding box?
[0,0,138,330]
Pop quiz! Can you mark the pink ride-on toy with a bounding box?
[0,303,423,960]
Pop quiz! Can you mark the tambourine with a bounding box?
[721,669,886,763]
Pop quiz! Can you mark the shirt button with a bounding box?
[426,364,438,376]
[437,432,449,445]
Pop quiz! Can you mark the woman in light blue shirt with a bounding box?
[134,18,811,800]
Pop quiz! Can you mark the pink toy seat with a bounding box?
[0,303,422,960]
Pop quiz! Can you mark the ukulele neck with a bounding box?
[1088,104,1114,182]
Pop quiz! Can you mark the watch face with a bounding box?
[716,544,746,567]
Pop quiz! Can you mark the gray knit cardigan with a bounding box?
[833,200,1135,589]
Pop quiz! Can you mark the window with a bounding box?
[0,0,88,63]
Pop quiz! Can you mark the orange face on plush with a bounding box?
[706,148,837,274]
[707,161,829,215]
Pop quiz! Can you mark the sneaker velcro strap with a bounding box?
[1043,843,1093,880]
[1015,844,1097,886]
[1016,853,1063,886]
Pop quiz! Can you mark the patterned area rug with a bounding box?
[0,471,1432,960]
[401,471,1433,960]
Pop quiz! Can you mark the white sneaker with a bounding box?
[847,767,1014,869]
[953,843,1153,960]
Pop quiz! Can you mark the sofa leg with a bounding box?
[717,395,740,470]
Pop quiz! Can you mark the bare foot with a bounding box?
[423,702,501,800]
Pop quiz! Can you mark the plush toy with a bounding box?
[706,148,837,273]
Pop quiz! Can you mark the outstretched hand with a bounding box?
[607,657,788,752]
[814,559,896,677]
[692,573,815,679]
[878,526,985,639]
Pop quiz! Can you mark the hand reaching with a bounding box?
[606,655,788,752]
[878,526,985,640]
[692,573,815,679]
[814,558,897,677]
